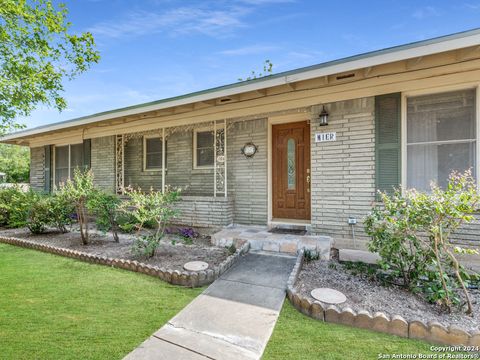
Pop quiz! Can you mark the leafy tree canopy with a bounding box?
[0,143,29,182]
[0,0,100,132]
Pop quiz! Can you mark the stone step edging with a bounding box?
[0,235,250,288]
[286,251,480,347]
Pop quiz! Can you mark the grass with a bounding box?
[263,301,437,360]
[0,243,203,360]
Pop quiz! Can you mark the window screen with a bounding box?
[195,131,214,167]
[407,89,476,191]
[55,145,69,187]
[70,143,84,175]
[145,137,164,170]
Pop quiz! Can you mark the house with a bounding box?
[2,29,480,250]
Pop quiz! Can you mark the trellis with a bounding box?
[115,119,230,196]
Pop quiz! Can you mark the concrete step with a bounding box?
[212,226,332,259]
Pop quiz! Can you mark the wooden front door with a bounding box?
[272,121,311,220]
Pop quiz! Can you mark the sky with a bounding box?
[19,0,480,129]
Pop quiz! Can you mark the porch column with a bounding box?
[214,121,217,197]
[224,118,227,197]
[213,119,227,198]
[162,127,166,194]
[115,134,124,193]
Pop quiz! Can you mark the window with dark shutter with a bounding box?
[375,93,401,195]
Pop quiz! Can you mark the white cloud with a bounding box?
[464,2,480,9]
[88,5,250,39]
[219,44,280,56]
[412,6,440,20]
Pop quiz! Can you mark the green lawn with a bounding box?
[0,243,449,360]
[0,243,203,360]
[263,301,435,360]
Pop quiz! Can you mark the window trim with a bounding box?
[143,135,165,172]
[53,143,84,187]
[193,126,220,169]
[401,84,480,190]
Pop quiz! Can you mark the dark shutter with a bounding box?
[83,139,91,170]
[44,145,52,193]
[375,93,401,195]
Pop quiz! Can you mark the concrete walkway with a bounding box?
[124,252,297,360]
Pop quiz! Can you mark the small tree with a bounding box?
[57,169,95,245]
[365,170,479,315]
[238,60,273,81]
[87,191,121,242]
[120,187,180,258]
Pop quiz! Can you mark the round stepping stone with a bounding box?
[311,288,347,304]
[183,261,209,271]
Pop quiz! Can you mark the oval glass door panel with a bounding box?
[287,138,296,189]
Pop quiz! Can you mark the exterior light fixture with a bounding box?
[319,105,329,126]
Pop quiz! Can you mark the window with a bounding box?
[287,138,296,189]
[54,143,85,187]
[193,129,214,168]
[193,126,225,168]
[55,146,69,187]
[143,136,165,171]
[406,89,476,191]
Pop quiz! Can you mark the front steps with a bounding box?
[212,225,332,259]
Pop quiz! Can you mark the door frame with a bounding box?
[267,112,312,226]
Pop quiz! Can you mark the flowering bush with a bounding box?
[365,170,479,315]
[120,187,180,258]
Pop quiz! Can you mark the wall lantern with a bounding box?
[319,105,329,126]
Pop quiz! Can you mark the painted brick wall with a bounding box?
[227,118,268,225]
[91,136,116,192]
[310,97,376,249]
[165,131,214,195]
[173,196,234,227]
[124,133,214,195]
[30,147,45,191]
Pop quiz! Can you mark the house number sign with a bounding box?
[315,132,336,143]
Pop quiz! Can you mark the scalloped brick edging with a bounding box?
[0,235,249,288]
[286,251,479,347]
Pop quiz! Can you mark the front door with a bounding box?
[272,121,311,220]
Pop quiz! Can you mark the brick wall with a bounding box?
[91,136,116,192]
[310,97,376,249]
[30,147,45,191]
[227,118,268,225]
[173,196,234,227]
[124,133,214,195]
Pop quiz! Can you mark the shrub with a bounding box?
[87,191,121,242]
[365,170,480,315]
[0,186,32,228]
[303,249,320,262]
[117,212,138,233]
[120,187,180,258]
[26,192,50,234]
[47,194,74,233]
[57,169,96,245]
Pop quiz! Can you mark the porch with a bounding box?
[106,118,267,228]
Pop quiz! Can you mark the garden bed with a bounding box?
[0,226,230,271]
[295,259,480,332]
